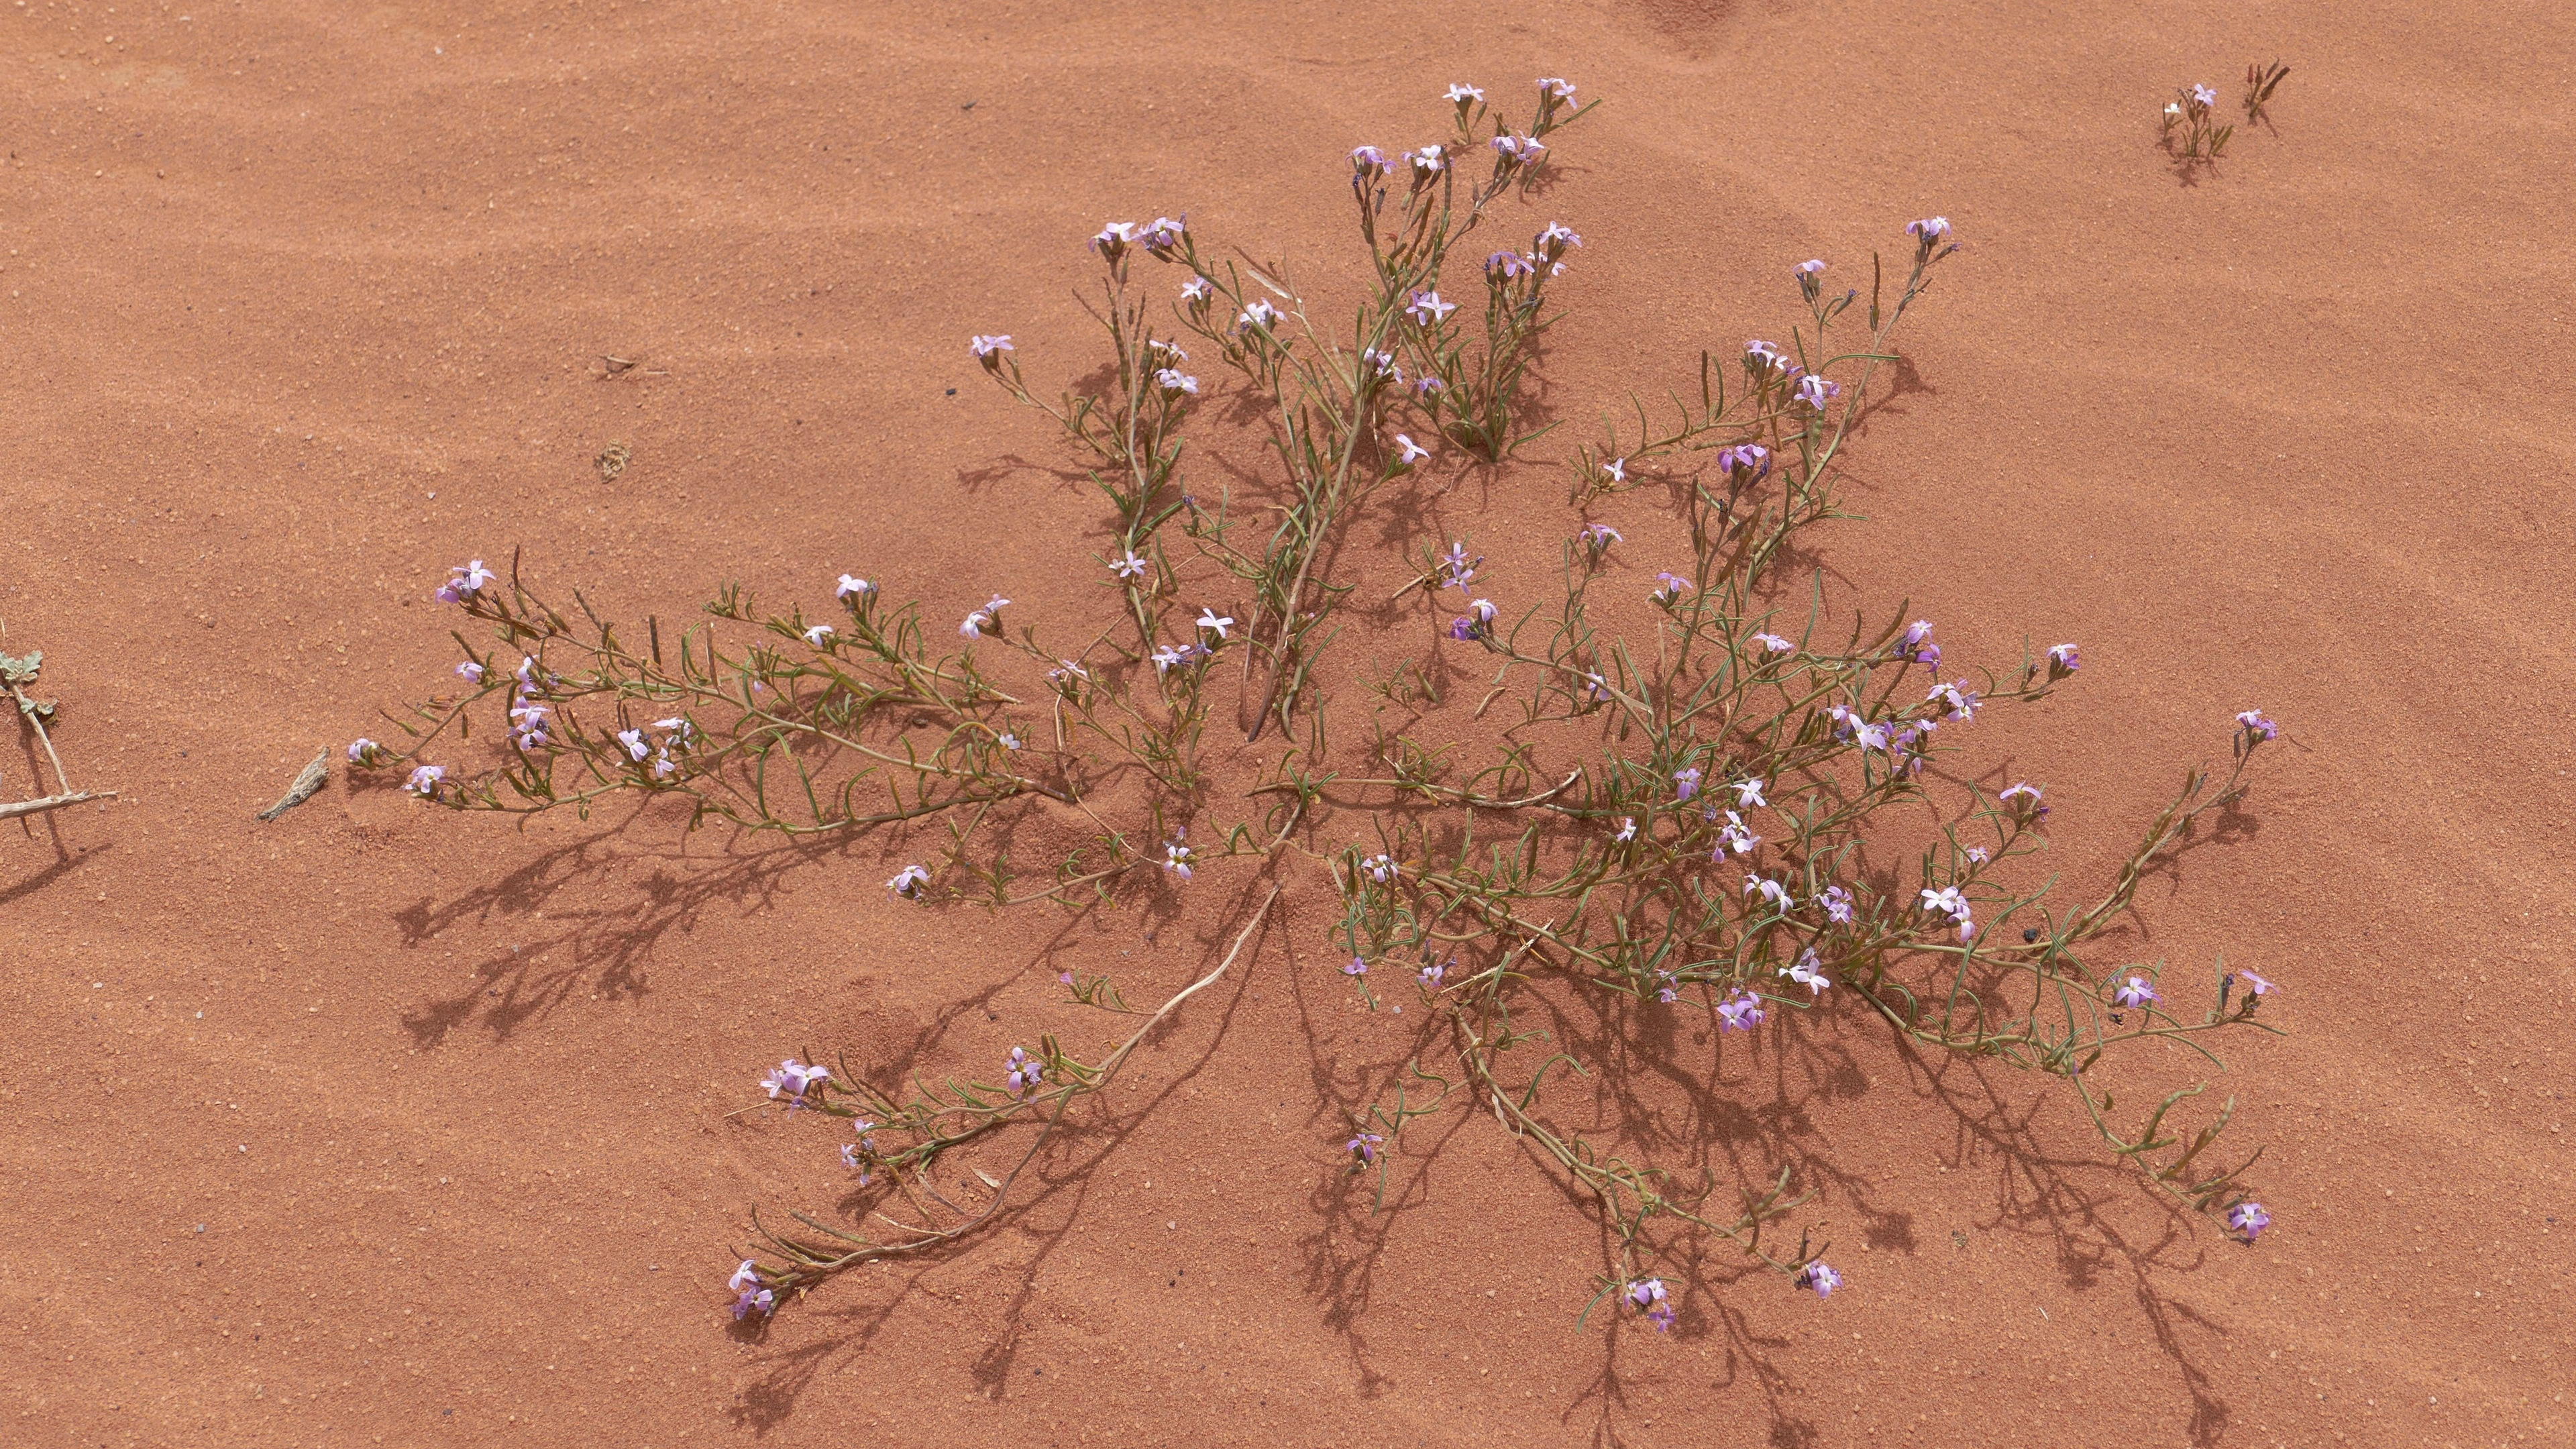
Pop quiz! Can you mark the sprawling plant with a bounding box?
[360,77,2285,1336]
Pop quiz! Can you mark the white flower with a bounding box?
[1445,83,1485,104]
[959,610,990,639]
[804,624,834,646]
[1780,949,1832,996]
[1731,777,1767,808]
[1110,551,1151,579]
[1394,434,1430,466]
[1615,816,1637,843]
[1195,608,1235,641]
[836,574,875,601]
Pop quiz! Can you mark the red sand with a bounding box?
[4,1,2569,1445]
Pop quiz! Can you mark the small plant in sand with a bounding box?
[2243,60,2292,126]
[3,648,119,822]
[363,78,2288,1339]
[2160,82,2235,165]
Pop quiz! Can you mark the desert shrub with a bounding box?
[362,77,2284,1335]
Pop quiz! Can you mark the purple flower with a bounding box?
[1752,631,1796,655]
[1819,885,1856,924]
[2238,969,2276,997]
[1161,836,1195,881]
[763,1058,831,1104]
[1350,145,1389,177]
[1921,885,1969,920]
[347,738,379,762]
[1796,1261,1843,1297]
[729,1261,774,1320]
[1393,434,1430,466]
[1615,816,1638,843]
[1600,457,1628,486]
[1536,76,1577,105]
[1343,956,1368,977]
[1090,221,1138,264]
[2236,710,2279,741]
[1907,216,1952,242]
[1238,299,1281,331]
[1362,347,1401,382]
[1652,572,1693,604]
[405,764,444,796]
[1717,990,1766,1032]
[616,727,651,762]
[836,574,876,602]
[1155,367,1199,397]
[1900,619,1939,665]
[2228,1201,2271,1240]
[1579,523,1622,550]
[1532,222,1582,262]
[1346,1132,1385,1164]
[1418,957,1448,989]
[1966,846,1989,865]
[1437,540,1479,588]
[1413,374,1445,397]
[1181,275,1212,304]
[1468,598,1497,625]
[840,1142,863,1170]
[1929,680,1981,723]
[1361,853,1398,884]
[1715,443,1772,478]
[1731,777,1767,808]
[1745,873,1791,910]
[969,335,1013,368]
[1141,215,1187,257]
[960,609,991,639]
[2047,642,2080,675]
[1110,550,1151,580]
[2191,83,2218,109]
[1673,766,1703,802]
[887,864,931,899]
[1743,340,1787,374]
[1717,812,1760,859]
[1999,782,2047,818]
[1404,290,1456,325]
[1625,1277,1675,1332]
[1448,616,1477,642]
[1654,969,1679,1004]
[1004,1046,1044,1096]
[434,558,495,605]
[2112,975,2159,1009]
[1794,374,1842,411]
[1781,949,1831,995]
[455,660,486,684]
[1485,250,1536,280]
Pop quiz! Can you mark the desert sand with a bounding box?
[3,1,2569,1446]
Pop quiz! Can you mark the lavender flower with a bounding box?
[1445,83,1485,105]
[1468,598,1497,626]
[1404,144,1446,181]
[2236,710,2279,741]
[405,764,445,796]
[2047,642,2080,676]
[1448,616,1477,643]
[1579,522,1622,550]
[1752,631,1796,655]
[969,335,1014,369]
[1929,680,1981,723]
[1393,434,1430,466]
[1652,572,1693,604]
[455,660,486,683]
[1110,550,1151,580]
[1745,874,1791,910]
[1532,222,1582,263]
[1181,275,1212,304]
[1350,145,1389,178]
[1819,885,1856,924]
[1998,782,2047,818]
[1921,885,1969,920]
[729,1262,775,1320]
[1907,216,1952,243]
[616,727,651,762]
[347,738,379,762]
[959,609,992,639]
[1654,968,1680,1004]
[1046,659,1091,695]
[886,864,931,900]
[1004,1046,1043,1096]
[2238,969,2276,997]
[1154,367,1199,397]
[1195,607,1234,641]
[1794,374,1842,411]
[1362,347,1401,382]
[1141,215,1187,258]
[1238,299,1281,331]
[1486,250,1535,281]
[1781,949,1832,995]
[1717,812,1760,858]
[837,574,877,602]
[1600,457,1627,486]
[1672,766,1702,802]
[1796,1261,1842,1298]
[1732,777,1767,808]
[803,623,834,647]
[1625,1277,1675,1332]
[1966,846,1990,866]
[1346,1131,1385,1164]
[1090,221,1138,264]
[1715,443,1770,479]
[434,558,495,604]
[1614,816,1637,843]
[1436,540,1479,588]
[1413,374,1445,397]
[1900,619,1939,666]
[1161,833,1194,881]
[1743,340,1787,374]
[2191,83,2218,109]
[1343,956,1368,977]
[2228,1201,2271,1240]
[1405,290,1456,325]
[1717,990,1766,1032]
[1150,645,1188,674]
[1418,958,1448,989]
[763,1058,831,1104]
[1361,853,1398,883]
[2112,975,2160,1009]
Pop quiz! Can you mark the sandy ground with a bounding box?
[3,1,2571,1445]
